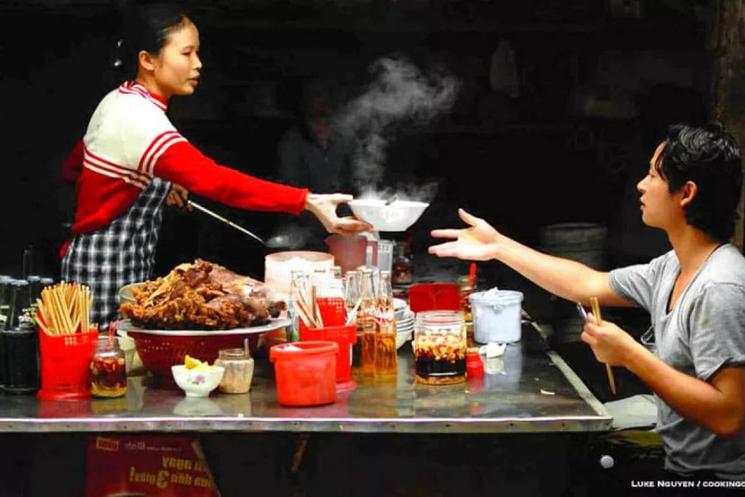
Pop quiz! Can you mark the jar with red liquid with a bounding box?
[413,311,466,385]
[90,336,127,398]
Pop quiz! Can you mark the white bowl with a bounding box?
[171,365,225,398]
[349,199,429,232]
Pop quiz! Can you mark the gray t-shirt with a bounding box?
[609,244,745,479]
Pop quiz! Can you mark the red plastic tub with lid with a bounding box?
[269,341,338,406]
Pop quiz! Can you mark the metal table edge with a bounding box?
[0,414,613,434]
[545,349,612,426]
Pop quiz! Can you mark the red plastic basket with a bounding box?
[37,329,97,400]
[408,282,461,313]
[127,331,260,388]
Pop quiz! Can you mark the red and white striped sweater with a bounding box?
[62,81,308,238]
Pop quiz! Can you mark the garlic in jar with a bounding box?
[214,348,254,394]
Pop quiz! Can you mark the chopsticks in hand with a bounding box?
[589,297,617,396]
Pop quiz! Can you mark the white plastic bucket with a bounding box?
[469,290,523,344]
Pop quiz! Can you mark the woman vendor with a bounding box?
[61,4,370,328]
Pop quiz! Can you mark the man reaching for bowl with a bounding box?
[429,123,745,487]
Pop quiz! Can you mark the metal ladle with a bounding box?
[187,200,265,246]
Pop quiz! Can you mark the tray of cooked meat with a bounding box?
[118,259,289,332]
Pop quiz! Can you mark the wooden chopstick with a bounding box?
[345,298,363,326]
[36,283,95,336]
[295,295,317,328]
[590,296,617,396]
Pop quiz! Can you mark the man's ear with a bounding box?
[138,50,157,72]
[679,180,698,208]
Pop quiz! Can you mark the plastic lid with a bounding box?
[415,310,464,327]
[269,340,338,361]
[219,348,249,360]
[469,289,523,303]
[27,275,41,283]
[40,277,54,285]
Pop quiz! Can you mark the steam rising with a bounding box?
[265,224,314,250]
[335,57,459,192]
[358,181,439,204]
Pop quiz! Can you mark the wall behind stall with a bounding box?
[0,5,120,277]
[0,0,718,281]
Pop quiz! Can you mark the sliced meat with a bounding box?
[119,259,285,329]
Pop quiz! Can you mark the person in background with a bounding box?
[429,123,745,489]
[277,77,355,193]
[61,5,370,328]
[275,77,357,250]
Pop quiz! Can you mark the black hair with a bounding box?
[655,122,742,242]
[111,4,191,80]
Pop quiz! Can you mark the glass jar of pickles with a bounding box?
[413,311,466,385]
[90,336,127,398]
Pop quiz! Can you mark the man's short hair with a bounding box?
[656,122,742,242]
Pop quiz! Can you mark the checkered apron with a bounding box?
[61,178,171,329]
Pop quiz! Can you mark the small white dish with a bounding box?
[171,365,225,398]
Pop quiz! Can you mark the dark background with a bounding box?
[0,0,714,282]
[0,2,726,488]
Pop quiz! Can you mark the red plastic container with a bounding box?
[269,341,338,406]
[298,323,357,388]
[127,332,260,388]
[315,297,346,327]
[37,329,97,400]
[408,282,461,313]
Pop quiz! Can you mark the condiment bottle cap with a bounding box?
[466,351,484,378]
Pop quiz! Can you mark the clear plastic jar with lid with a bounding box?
[413,310,466,385]
[90,336,127,398]
[214,348,254,394]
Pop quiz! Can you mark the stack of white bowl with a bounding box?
[394,298,415,349]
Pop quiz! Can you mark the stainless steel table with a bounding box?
[0,324,611,433]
